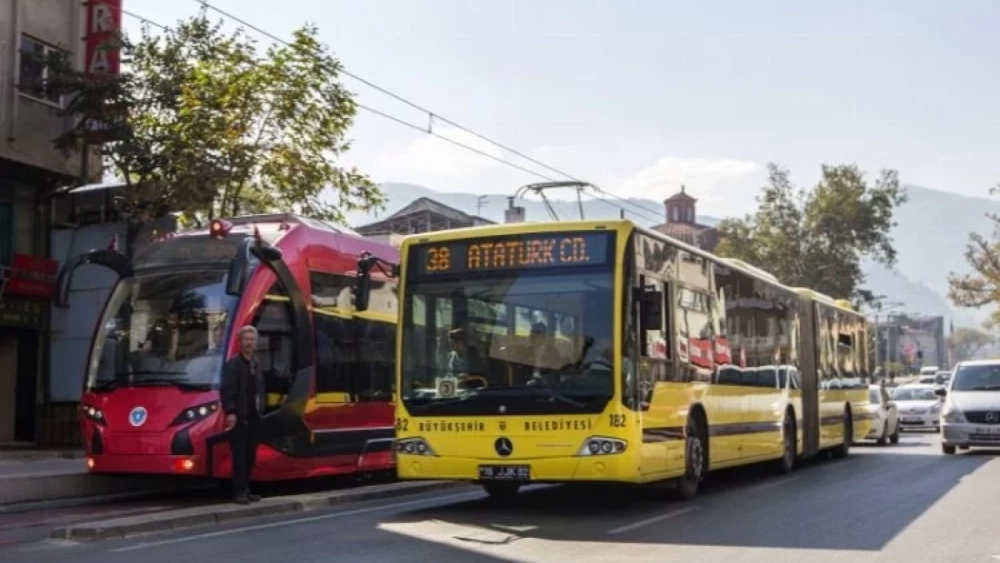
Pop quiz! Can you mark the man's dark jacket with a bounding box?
[221,354,266,420]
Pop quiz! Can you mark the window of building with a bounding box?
[19,36,64,105]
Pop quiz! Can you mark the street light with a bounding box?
[870,296,905,378]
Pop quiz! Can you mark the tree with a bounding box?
[46,10,383,239]
[948,187,1000,327]
[715,163,907,304]
[946,327,994,363]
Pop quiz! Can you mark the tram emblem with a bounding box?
[129,406,147,427]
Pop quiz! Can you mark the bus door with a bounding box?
[636,276,672,477]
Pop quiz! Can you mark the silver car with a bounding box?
[891,384,941,432]
[937,360,1000,454]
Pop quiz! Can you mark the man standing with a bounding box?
[221,325,266,504]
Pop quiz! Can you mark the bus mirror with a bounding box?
[226,256,249,296]
[638,288,663,327]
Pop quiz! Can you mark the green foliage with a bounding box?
[715,163,907,304]
[946,327,994,363]
[948,186,1000,327]
[46,9,383,228]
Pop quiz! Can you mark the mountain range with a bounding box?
[344,182,998,328]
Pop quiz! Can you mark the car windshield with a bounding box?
[85,270,239,391]
[951,364,1000,391]
[869,388,882,404]
[400,235,616,416]
[891,387,938,401]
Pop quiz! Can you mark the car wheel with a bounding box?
[941,444,956,455]
[876,421,888,446]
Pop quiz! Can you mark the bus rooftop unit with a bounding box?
[355,219,873,499]
[60,214,399,481]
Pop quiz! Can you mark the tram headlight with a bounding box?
[577,436,627,456]
[82,405,105,425]
[395,437,436,457]
[170,401,220,427]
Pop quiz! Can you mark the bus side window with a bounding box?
[251,281,295,410]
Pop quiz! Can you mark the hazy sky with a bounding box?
[124,0,1000,219]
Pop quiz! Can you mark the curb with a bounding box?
[0,472,197,507]
[50,480,469,541]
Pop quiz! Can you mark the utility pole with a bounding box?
[476,195,488,217]
[871,296,904,380]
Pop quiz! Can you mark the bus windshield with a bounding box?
[400,267,616,416]
[85,270,239,392]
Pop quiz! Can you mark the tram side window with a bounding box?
[314,312,353,398]
[356,319,395,402]
[311,271,354,399]
[250,282,295,403]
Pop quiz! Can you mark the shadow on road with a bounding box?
[378,447,996,553]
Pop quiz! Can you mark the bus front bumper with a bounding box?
[396,453,638,483]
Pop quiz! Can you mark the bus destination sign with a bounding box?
[413,231,612,276]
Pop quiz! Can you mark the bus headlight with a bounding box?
[82,405,105,425]
[395,437,436,456]
[169,401,219,427]
[577,436,627,456]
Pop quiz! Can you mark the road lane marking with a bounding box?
[606,506,699,535]
[110,490,483,553]
[748,475,800,491]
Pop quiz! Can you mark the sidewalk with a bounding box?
[0,456,194,508]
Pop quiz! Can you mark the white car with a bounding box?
[866,384,900,445]
[890,384,941,432]
[938,360,1000,455]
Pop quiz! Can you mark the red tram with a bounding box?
[57,214,400,480]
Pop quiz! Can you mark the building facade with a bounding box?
[0,0,102,445]
[875,313,946,374]
[355,197,494,238]
[649,186,719,252]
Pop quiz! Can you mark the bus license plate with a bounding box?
[478,465,530,481]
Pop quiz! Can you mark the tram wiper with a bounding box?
[129,376,212,392]
[89,380,120,392]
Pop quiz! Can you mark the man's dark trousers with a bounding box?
[231,415,260,497]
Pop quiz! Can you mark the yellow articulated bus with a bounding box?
[354,219,872,500]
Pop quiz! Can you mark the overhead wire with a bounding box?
[111,2,670,224]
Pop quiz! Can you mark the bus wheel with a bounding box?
[672,416,706,500]
[774,411,796,474]
[482,482,520,501]
[831,408,852,459]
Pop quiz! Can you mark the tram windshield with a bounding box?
[84,269,239,391]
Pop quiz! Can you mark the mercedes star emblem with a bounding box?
[494,437,513,457]
[986,412,999,424]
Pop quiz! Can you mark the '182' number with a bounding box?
[608,414,627,428]
[395,418,409,432]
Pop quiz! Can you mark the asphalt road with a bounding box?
[3,432,998,563]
